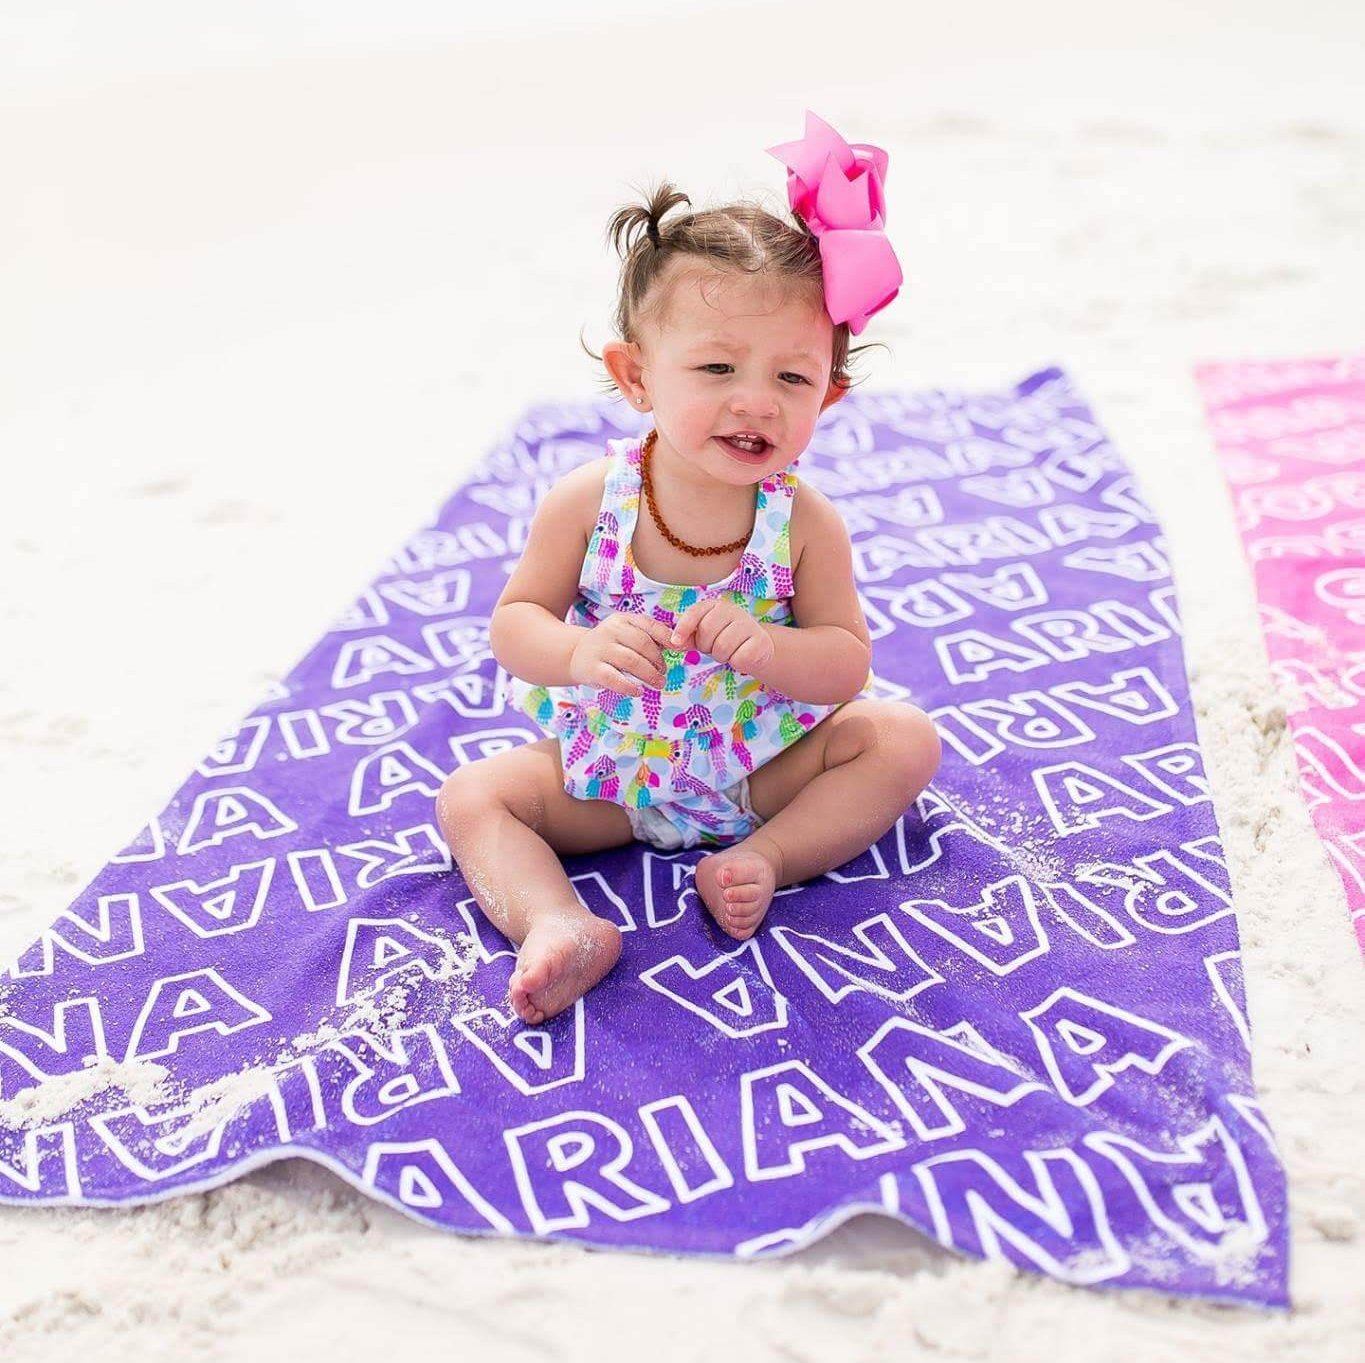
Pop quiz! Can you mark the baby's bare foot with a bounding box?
[508,912,622,1025]
[695,839,782,941]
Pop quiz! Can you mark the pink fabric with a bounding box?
[766,110,903,336]
[1195,356,1365,953]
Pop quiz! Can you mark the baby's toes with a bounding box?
[723,899,764,925]
[722,916,762,941]
[722,898,758,922]
[724,884,761,905]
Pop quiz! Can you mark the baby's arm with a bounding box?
[488,460,605,686]
[750,485,871,704]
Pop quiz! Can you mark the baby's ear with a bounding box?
[819,380,850,413]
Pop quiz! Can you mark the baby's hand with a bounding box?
[669,598,774,676]
[569,611,674,696]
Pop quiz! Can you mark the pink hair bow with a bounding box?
[765,110,903,335]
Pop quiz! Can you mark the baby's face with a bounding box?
[634,263,844,483]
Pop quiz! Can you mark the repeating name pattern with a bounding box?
[1196,355,1365,952]
[0,367,1287,1307]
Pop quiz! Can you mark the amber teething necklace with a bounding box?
[639,428,756,558]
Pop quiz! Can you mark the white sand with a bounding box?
[1,1,1363,1357]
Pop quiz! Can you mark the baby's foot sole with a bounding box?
[695,844,779,941]
[510,913,622,1024]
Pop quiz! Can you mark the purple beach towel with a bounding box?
[0,367,1288,1307]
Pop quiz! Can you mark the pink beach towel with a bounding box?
[1195,356,1365,952]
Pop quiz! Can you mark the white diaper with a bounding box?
[623,775,763,851]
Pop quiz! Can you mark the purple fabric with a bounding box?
[0,367,1288,1306]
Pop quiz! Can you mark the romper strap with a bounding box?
[578,436,636,597]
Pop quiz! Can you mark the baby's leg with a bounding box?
[435,739,636,1023]
[696,700,941,939]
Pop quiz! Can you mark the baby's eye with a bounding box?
[698,363,810,385]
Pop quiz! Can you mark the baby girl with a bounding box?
[436,112,941,1026]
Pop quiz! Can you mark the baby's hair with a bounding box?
[581,180,885,400]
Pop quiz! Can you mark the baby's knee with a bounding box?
[434,766,498,846]
[885,704,942,788]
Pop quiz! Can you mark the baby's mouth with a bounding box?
[716,433,773,460]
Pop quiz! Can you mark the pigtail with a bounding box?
[606,182,692,258]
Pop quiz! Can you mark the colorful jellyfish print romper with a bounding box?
[503,433,876,850]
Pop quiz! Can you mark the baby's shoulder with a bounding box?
[559,453,611,492]
[538,455,610,535]
[562,454,611,521]
[786,475,842,574]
